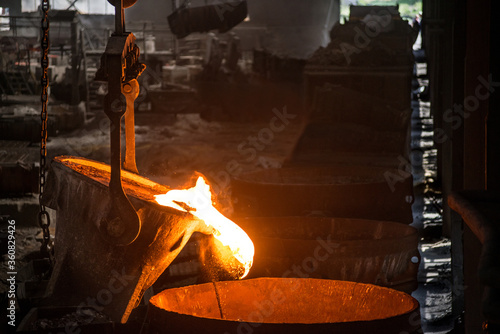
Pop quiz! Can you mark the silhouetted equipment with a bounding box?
[107,0,138,9]
[168,1,247,39]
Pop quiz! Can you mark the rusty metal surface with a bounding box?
[95,27,146,245]
[148,278,421,334]
[234,217,419,293]
[231,165,414,224]
[122,79,140,174]
[41,156,211,323]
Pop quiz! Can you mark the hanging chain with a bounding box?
[39,0,52,256]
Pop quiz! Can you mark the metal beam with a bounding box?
[66,0,79,10]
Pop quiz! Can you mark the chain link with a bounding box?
[39,0,52,256]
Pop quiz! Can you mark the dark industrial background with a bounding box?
[0,0,499,333]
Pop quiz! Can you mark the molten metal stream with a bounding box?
[155,176,254,278]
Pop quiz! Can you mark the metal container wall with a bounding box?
[303,65,413,110]
[237,216,419,293]
[41,156,210,323]
[231,165,414,224]
[148,278,422,334]
[196,79,303,122]
[286,84,413,165]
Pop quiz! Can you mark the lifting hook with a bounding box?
[96,0,145,245]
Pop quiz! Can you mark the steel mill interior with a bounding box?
[0,1,499,333]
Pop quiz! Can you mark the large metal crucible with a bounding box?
[42,157,213,323]
[41,0,218,323]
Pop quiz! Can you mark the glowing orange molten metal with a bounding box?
[155,176,254,278]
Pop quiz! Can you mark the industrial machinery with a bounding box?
[39,0,248,325]
[168,0,248,39]
[20,2,423,333]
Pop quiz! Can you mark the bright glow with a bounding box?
[155,176,254,278]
